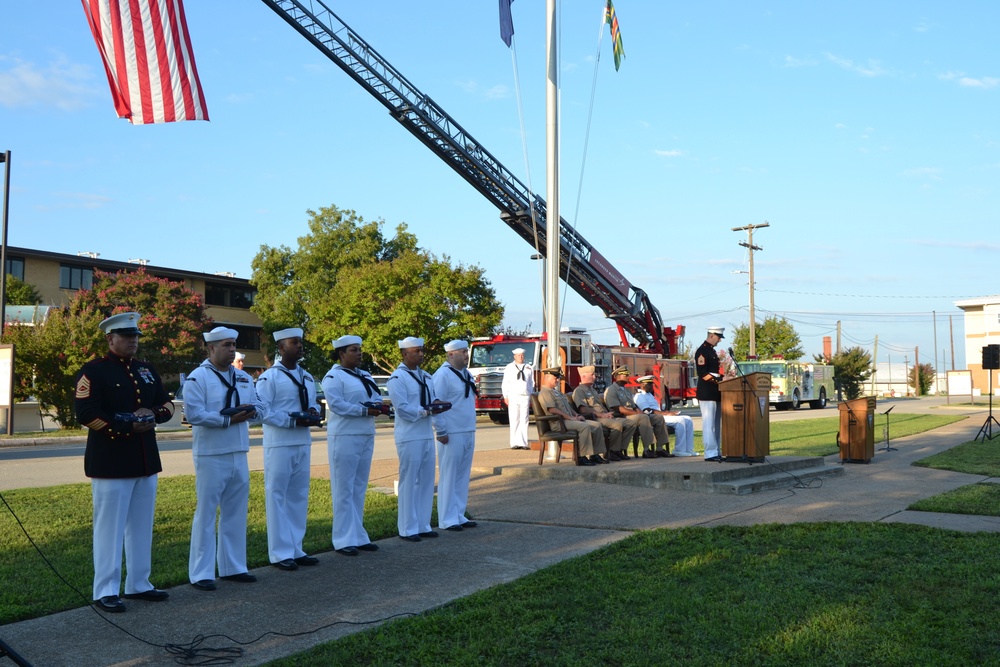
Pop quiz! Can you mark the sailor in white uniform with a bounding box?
[432,340,479,532]
[184,326,265,590]
[501,347,533,449]
[386,336,447,542]
[256,327,321,570]
[322,334,384,556]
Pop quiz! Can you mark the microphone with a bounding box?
[728,347,736,359]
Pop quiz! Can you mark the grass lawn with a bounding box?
[907,437,1000,516]
[266,523,1000,667]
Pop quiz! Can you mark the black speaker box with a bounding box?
[983,345,1000,371]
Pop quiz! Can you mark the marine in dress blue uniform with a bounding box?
[75,312,174,613]
[696,327,725,460]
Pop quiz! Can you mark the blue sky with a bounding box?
[2,1,997,372]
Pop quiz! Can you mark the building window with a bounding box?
[228,325,262,351]
[60,264,94,290]
[204,282,256,309]
[5,256,24,280]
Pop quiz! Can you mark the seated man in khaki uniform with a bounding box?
[604,367,672,458]
[536,367,609,466]
[571,365,635,461]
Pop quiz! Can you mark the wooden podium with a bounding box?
[720,372,771,462]
[839,396,876,463]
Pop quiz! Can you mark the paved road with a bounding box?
[0,396,972,491]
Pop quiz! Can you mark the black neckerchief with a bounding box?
[336,366,379,398]
[277,365,309,411]
[447,365,479,398]
[402,368,431,408]
[516,364,526,381]
[208,367,238,409]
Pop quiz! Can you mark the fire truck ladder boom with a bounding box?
[261,0,670,353]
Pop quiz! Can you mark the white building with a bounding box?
[954,296,1000,394]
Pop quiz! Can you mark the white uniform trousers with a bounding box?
[190,452,250,582]
[663,414,695,455]
[264,444,311,563]
[329,434,375,549]
[507,396,530,448]
[91,475,157,600]
[436,431,475,529]
[395,438,435,537]
[700,400,721,459]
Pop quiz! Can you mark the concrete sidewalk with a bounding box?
[1,417,994,666]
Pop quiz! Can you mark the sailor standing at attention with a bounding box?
[255,327,322,571]
[501,347,533,449]
[386,337,448,542]
[322,334,384,556]
[432,339,479,532]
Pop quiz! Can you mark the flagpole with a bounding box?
[545,0,561,370]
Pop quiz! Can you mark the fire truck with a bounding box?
[736,358,836,410]
[261,1,693,410]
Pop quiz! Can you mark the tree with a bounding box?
[4,270,211,428]
[3,275,43,305]
[251,204,504,372]
[830,346,873,400]
[730,315,804,361]
[909,362,935,396]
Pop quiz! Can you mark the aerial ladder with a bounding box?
[260,0,682,356]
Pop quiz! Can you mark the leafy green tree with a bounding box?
[730,315,804,361]
[251,204,504,372]
[831,346,874,400]
[4,270,210,428]
[908,362,935,396]
[3,275,43,305]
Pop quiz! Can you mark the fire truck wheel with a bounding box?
[790,390,801,410]
[809,387,828,409]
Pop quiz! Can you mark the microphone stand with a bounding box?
[880,405,897,452]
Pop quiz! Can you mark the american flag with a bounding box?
[82,0,209,124]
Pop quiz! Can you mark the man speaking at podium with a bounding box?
[696,327,725,462]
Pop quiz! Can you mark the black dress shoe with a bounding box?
[592,455,610,464]
[444,525,464,532]
[704,455,723,462]
[576,457,596,466]
[273,558,298,571]
[607,451,623,461]
[95,595,125,613]
[618,450,630,460]
[357,542,380,551]
[336,546,359,556]
[461,521,477,528]
[220,572,257,583]
[642,450,658,459]
[419,531,439,538]
[191,579,216,591]
[295,555,320,566]
[123,588,169,601]
[399,534,421,542]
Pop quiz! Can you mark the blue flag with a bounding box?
[500,0,514,47]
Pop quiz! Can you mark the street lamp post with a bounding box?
[0,150,10,341]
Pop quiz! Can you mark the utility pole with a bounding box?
[836,320,842,355]
[732,221,769,357]
[949,315,955,371]
[870,334,879,396]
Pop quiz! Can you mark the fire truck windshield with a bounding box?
[469,342,537,369]
[738,362,788,378]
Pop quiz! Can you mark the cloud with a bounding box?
[0,54,97,111]
[939,71,999,89]
[34,192,112,211]
[483,84,509,100]
[454,78,510,100]
[653,149,683,157]
[901,167,942,181]
[907,239,1000,251]
[783,55,816,68]
[824,53,888,77]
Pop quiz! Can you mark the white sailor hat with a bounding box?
[637,375,655,383]
[100,312,142,335]
[444,340,468,352]
[333,335,363,349]
[273,327,304,342]
[204,326,239,343]
[512,347,526,354]
[707,326,725,339]
[235,352,246,361]
[398,336,424,349]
